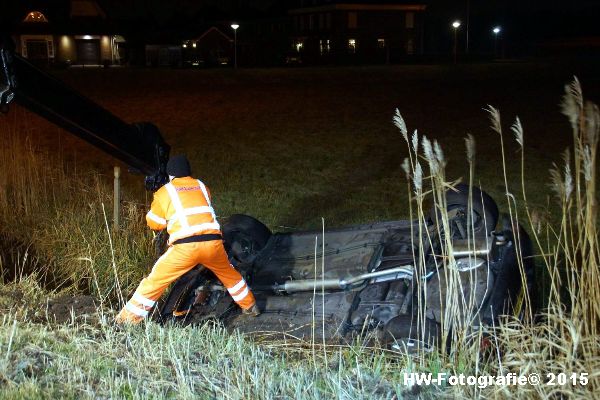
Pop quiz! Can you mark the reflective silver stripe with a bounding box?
[147,211,167,225]
[165,180,221,244]
[168,223,221,242]
[125,302,149,317]
[165,183,189,229]
[198,180,212,206]
[183,206,214,216]
[231,287,250,302]
[228,279,246,294]
[198,180,219,225]
[132,293,155,308]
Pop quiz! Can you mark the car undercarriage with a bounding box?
[159,185,535,349]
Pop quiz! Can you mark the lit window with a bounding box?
[348,38,356,54]
[406,12,415,29]
[319,39,331,55]
[377,38,386,49]
[348,12,357,29]
[294,39,304,52]
[192,42,197,48]
[24,11,48,23]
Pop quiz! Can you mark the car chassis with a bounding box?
[159,185,535,349]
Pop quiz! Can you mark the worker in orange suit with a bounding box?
[116,154,260,324]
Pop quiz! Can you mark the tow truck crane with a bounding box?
[0,37,169,191]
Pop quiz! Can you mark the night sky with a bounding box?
[421,0,600,54]
[100,0,600,37]
[105,1,599,34]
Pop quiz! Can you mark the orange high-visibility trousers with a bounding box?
[116,240,255,324]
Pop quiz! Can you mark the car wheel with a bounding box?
[155,266,204,323]
[222,214,272,266]
[429,184,499,239]
[481,214,536,324]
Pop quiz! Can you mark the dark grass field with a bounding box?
[8,61,600,230]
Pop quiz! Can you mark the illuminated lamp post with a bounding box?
[452,20,461,64]
[231,23,239,68]
[493,26,501,58]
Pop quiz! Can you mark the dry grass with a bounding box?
[0,115,154,302]
[0,280,425,399]
[485,78,600,398]
[391,77,600,397]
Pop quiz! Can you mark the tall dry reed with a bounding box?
[394,78,599,397]
[0,116,154,303]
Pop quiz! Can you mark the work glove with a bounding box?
[153,229,169,259]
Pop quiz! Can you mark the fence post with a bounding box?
[113,166,121,230]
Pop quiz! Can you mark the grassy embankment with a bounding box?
[0,133,414,398]
[0,66,597,398]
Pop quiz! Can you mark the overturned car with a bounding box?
[158,184,535,349]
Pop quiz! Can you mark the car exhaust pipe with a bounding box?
[261,266,414,293]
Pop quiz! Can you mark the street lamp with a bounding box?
[451,20,461,64]
[231,23,239,68]
[492,26,501,58]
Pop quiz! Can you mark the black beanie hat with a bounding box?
[166,155,191,178]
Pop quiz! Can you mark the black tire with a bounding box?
[222,214,272,266]
[481,214,536,324]
[156,266,204,323]
[429,184,499,239]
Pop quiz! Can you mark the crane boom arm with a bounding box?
[0,38,169,191]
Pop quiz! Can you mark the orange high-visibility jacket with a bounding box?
[145,177,221,244]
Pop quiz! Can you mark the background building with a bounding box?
[287,1,427,65]
[142,1,426,68]
[146,26,235,68]
[11,0,125,67]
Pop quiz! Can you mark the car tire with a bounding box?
[155,266,204,323]
[481,214,536,324]
[222,214,272,266]
[429,184,499,239]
